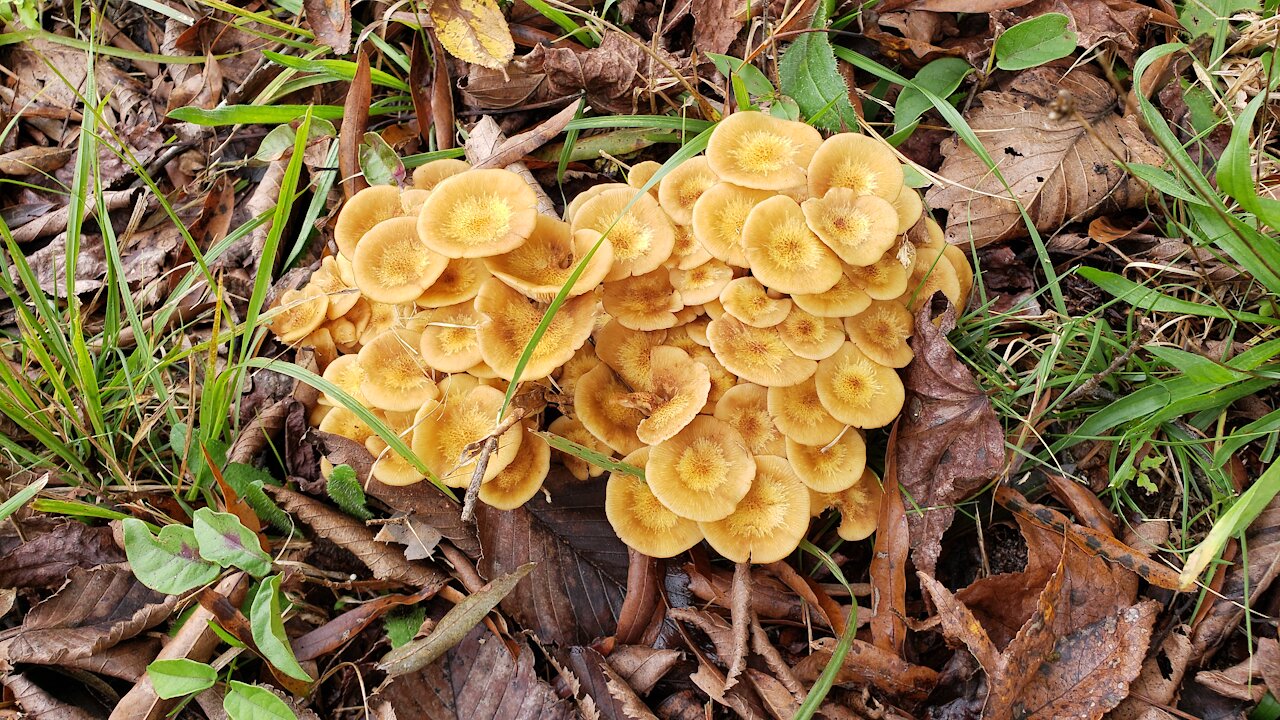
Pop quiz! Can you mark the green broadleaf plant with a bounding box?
[224,681,299,720]
[893,57,971,137]
[993,13,1077,71]
[192,508,273,577]
[123,519,221,595]
[250,575,313,682]
[146,659,218,699]
[778,0,859,130]
[326,464,373,520]
[359,132,406,186]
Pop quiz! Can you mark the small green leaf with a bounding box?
[385,606,427,649]
[1126,163,1207,205]
[193,508,273,577]
[123,519,221,595]
[902,165,931,189]
[146,659,217,699]
[1178,0,1256,38]
[994,13,1077,71]
[1145,346,1245,386]
[224,681,299,720]
[250,575,313,682]
[0,476,45,522]
[769,96,801,121]
[1217,90,1280,231]
[326,465,373,521]
[778,0,858,130]
[893,58,971,136]
[706,53,774,98]
[359,132,406,186]
[222,464,291,532]
[1181,458,1280,589]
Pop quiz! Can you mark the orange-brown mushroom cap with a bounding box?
[943,244,974,309]
[269,285,329,344]
[624,346,711,445]
[601,268,684,332]
[766,376,844,446]
[668,223,714,270]
[410,385,523,487]
[892,185,923,234]
[412,158,470,190]
[790,272,872,318]
[479,426,552,510]
[485,217,614,302]
[658,156,719,225]
[741,195,842,295]
[719,276,792,328]
[418,301,484,373]
[417,169,538,258]
[564,182,627,224]
[815,342,904,429]
[807,132,904,201]
[778,306,845,361]
[699,455,810,564]
[310,256,360,320]
[691,182,774,268]
[572,187,676,280]
[801,190,900,267]
[706,111,822,191]
[670,259,734,306]
[707,314,816,387]
[552,343,601,400]
[785,429,867,493]
[627,162,663,194]
[714,383,786,456]
[593,321,665,389]
[474,278,597,381]
[320,354,368,407]
[367,434,427,487]
[606,448,704,558]
[335,185,404,259]
[357,327,439,412]
[547,415,611,481]
[415,258,489,309]
[846,254,910,300]
[845,300,914,368]
[318,405,375,445]
[574,363,646,455]
[647,416,756,522]
[352,216,448,304]
[902,246,962,311]
[834,468,884,541]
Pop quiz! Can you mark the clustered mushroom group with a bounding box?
[269,111,972,564]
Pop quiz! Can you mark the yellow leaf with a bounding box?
[429,0,514,70]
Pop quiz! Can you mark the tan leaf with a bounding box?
[429,0,514,70]
[926,67,1161,248]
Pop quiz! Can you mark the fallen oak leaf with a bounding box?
[791,636,939,702]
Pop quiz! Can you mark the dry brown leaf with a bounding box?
[0,522,125,589]
[746,668,801,719]
[266,486,448,591]
[871,426,908,654]
[1109,627,1192,720]
[474,101,580,170]
[0,146,72,176]
[563,646,651,720]
[724,562,751,691]
[926,67,1161,247]
[340,50,372,201]
[791,637,939,701]
[615,550,662,645]
[431,0,515,70]
[541,33,689,115]
[602,660,660,720]
[2,672,99,720]
[918,573,999,673]
[375,515,443,561]
[685,561,809,624]
[897,300,1004,576]
[881,0,1032,10]
[10,189,135,245]
[57,637,159,682]
[304,0,351,54]
[606,645,681,695]
[690,0,744,56]
[293,588,431,662]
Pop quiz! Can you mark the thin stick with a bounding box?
[460,435,497,522]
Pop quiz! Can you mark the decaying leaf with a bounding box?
[0,521,125,589]
[430,0,515,70]
[690,0,744,56]
[3,672,100,720]
[791,637,939,701]
[606,645,682,695]
[926,67,1161,247]
[871,427,908,654]
[375,515,444,561]
[303,0,352,54]
[541,33,690,115]
[897,300,1004,576]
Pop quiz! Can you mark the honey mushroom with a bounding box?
[706,111,822,191]
[412,158,471,190]
[352,216,447,304]
[605,448,703,558]
[418,168,538,258]
[410,384,523,488]
[807,132,905,201]
[646,416,756,522]
[658,156,719,225]
[691,182,774,268]
[845,300,915,368]
[740,195,843,295]
[699,455,810,564]
[334,185,405,259]
[571,186,675,280]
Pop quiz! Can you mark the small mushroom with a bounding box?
[706,111,822,191]
[766,376,844,446]
[691,182,774,268]
[891,185,923,234]
[479,426,552,510]
[647,416,756,522]
[352,216,448,304]
[902,246,962,311]
[621,346,711,445]
[778,306,845,361]
[670,259,734,306]
[572,187,676,280]
[574,363,646,455]
[791,272,872,318]
[714,383,786,456]
[485,217,614,302]
[627,162,663,194]
[605,448,704,558]
[845,300,914,368]
[400,189,431,214]
[699,455,810,564]
[564,182,627,223]
[835,468,884,541]
[668,224,714,270]
[807,133,904,202]
[707,314,816,387]
[814,342,904,429]
[741,195,842,295]
[800,189,899,267]
[367,434,427,487]
[358,301,401,347]
[335,185,405,259]
[269,286,328,344]
[412,158,470,190]
[418,301,483,373]
[690,344,739,412]
[594,321,665,389]
[658,156,719,225]
[547,415,611,481]
[474,278,597,380]
[410,385,524,487]
[785,429,866,493]
[317,405,375,445]
[357,327,439,412]
[310,256,360,319]
[719,277,792,328]
[943,244,973,308]
[417,169,539,258]
[846,254,910,300]
[552,344,601,400]
[602,268,684,331]
[305,327,339,372]
[415,258,489,308]
[319,354,368,406]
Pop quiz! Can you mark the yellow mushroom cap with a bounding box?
[706,111,823,191]
[352,216,448,304]
[892,185,923,234]
[357,327,439,412]
[412,158,470,190]
[807,133,905,202]
[606,448,704,558]
[479,426,551,510]
[320,354,368,406]
[417,169,538,258]
[815,342,904,429]
[305,327,338,370]
[627,162,663,194]
[707,314,816,387]
[691,182,774,268]
[335,185,404,259]
[400,189,431,215]
[741,195,842,295]
[625,346,711,445]
[485,217,614,302]
[699,455,810,564]
[684,316,711,347]
[943,244,973,308]
[601,268,684,332]
[785,430,867,493]
[572,187,676,280]
[270,286,329,344]
[310,256,360,320]
[801,190,900,267]
[845,300,914,368]
[714,383,786,456]
[670,259,734,306]
[311,405,331,429]
[778,306,845,361]
[903,246,962,311]
[766,376,844,446]
[919,217,947,250]
[846,254,910,300]
[367,435,428,487]
[835,468,884,541]
[547,415,611,481]
[669,224,714,270]
[474,278,597,381]
[647,416,756,522]
[574,363,646,455]
[318,405,375,445]
[552,343,601,400]
[415,258,489,308]
[418,301,483,373]
[664,323,703,355]
[358,301,402,347]
[719,276,792,328]
[564,183,627,224]
[328,317,360,352]
[593,321,665,389]
[410,385,523,487]
[658,156,719,225]
[791,272,872,318]
[690,344,738,412]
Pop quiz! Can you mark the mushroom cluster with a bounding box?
[271,111,971,564]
